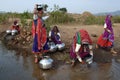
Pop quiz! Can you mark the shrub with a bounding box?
[112,16,120,23]
[46,11,75,24]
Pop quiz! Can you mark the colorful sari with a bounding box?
[50,30,62,44]
[32,18,49,53]
[70,29,92,60]
[97,15,114,48]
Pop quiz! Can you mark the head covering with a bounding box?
[37,5,43,11]
[103,14,114,42]
[52,26,59,32]
[105,14,112,24]
[79,29,92,45]
[82,39,89,45]
[14,20,17,25]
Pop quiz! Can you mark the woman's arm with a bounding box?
[104,23,112,33]
[75,44,83,63]
[49,31,52,37]
[89,45,93,56]
[57,32,61,37]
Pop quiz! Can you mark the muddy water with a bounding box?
[0,42,120,80]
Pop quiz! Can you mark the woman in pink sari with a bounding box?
[70,29,93,66]
[96,15,117,54]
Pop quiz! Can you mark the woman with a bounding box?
[11,20,20,34]
[32,5,49,63]
[70,29,93,66]
[96,15,117,54]
[49,26,62,44]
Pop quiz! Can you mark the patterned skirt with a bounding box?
[32,34,49,53]
[97,34,113,48]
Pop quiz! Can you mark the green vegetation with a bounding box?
[0,10,120,29]
[112,16,120,23]
[0,13,8,24]
[46,11,75,24]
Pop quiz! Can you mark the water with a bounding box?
[0,42,120,80]
[0,43,36,80]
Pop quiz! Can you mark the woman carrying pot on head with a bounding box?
[96,15,117,55]
[70,29,93,66]
[49,26,62,44]
[32,5,49,63]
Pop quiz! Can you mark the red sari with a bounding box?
[32,18,47,53]
[70,29,92,59]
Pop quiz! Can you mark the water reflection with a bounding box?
[0,43,36,80]
[0,41,120,80]
[108,58,120,80]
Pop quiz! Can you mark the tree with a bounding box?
[41,4,48,11]
[43,4,48,11]
[53,4,60,11]
[59,8,67,13]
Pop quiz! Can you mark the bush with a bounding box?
[112,16,120,23]
[0,14,7,24]
[20,11,32,19]
[46,11,75,24]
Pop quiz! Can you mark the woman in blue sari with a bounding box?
[49,26,62,44]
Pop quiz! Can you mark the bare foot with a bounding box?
[34,57,38,63]
[96,44,98,49]
[111,50,117,56]
[71,62,75,67]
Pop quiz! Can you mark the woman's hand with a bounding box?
[49,37,52,41]
[107,29,112,34]
[81,61,85,64]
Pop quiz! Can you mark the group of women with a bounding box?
[31,4,117,65]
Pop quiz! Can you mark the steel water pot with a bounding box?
[39,56,53,69]
[85,55,93,64]
[6,30,11,34]
[11,30,18,35]
[56,43,65,51]
[48,42,57,52]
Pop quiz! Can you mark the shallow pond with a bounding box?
[0,41,120,80]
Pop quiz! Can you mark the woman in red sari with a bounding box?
[70,29,93,66]
[11,20,20,34]
[32,5,49,63]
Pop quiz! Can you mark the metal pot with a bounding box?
[85,56,93,64]
[6,30,11,34]
[56,43,65,51]
[39,56,53,69]
[11,30,18,35]
[48,42,57,52]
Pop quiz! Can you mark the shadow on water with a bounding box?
[1,41,120,80]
